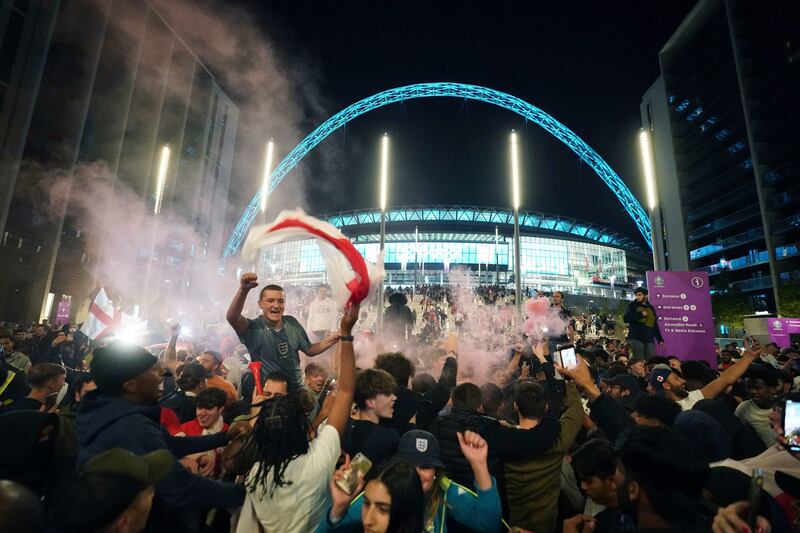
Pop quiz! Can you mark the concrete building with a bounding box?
[641,0,800,313]
[0,0,238,322]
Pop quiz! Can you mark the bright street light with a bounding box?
[380,133,389,212]
[638,130,657,210]
[154,144,171,215]
[260,139,275,215]
[511,131,521,211]
[510,130,522,317]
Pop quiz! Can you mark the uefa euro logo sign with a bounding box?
[773,320,783,330]
[654,276,665,287]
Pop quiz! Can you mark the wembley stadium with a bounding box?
[255,205,651,300]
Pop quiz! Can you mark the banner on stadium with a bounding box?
[767,318,800,348]
[646,271,716,366]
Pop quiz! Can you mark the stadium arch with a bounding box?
[223,82,651,258]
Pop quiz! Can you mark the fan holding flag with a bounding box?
[227,210,384,391]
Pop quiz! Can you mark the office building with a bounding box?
[641,0,800,313]
[0,0,238,322]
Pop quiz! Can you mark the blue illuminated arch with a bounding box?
[223,82,651,257]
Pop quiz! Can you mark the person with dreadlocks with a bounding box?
[234,302,360,532]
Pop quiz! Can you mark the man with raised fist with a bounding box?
[226,272,340,390]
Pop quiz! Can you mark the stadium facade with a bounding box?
[256,206,652,300]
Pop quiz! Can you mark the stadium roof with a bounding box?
[323,205,642,252]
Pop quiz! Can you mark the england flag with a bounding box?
[242,210,384,309]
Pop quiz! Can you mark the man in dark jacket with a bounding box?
[383,292,414,340]
[429,383,559,493]
[158,363,207,423]
[623,287,664,360]
[377,352,456,433]
[77,343,245,530]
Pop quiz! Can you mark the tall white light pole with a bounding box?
[260,139,275,224]
[377,133,389,330]
[146,144,171,315]
[494,226,499,286]
[510,131,522,316]
[414,225,419,287]
[638,130,664,270]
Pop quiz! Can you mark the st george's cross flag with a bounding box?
[81,288,148,340]
[242,210,384,309]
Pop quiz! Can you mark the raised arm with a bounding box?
[482,416,559,461]
[700,348,758,400]
[326,303,360,437]
[227,272,257,337]
[305,333,340,356]
[448,431,503,531]
[501,342,524,384]
[164,323,179,369]
[557,357,634,442]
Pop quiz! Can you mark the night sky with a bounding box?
[234,1,696,248]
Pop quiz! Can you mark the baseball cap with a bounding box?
[90,343,158,393]
[48,448,173,531]
[84,447,174,485]
[396,430,444,468]
[602,373,639,392]
[648,364,674,392]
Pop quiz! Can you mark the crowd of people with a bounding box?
[2,274,800,533]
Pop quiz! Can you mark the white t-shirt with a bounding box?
[735,399,778,448]
[677,389,705,411]
[236,424,340,532]
[307,297,338,333]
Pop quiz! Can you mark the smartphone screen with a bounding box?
[553,350,564,380]
[335,452,373,494]
[558,346,578,370]
[784,400,800,452]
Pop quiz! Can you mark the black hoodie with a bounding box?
[76,391,244,513]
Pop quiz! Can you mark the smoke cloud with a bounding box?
[522,297,570,342]
[148,0,331,221]
[28,0,330,327]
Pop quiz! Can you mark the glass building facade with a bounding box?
[257,206,640,299]
[642,0,800,312]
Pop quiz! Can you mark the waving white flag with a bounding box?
[242,210,384,309]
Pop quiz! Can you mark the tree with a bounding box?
[711,289,752,330]
[615,299,628,318]
[778,281,800,318]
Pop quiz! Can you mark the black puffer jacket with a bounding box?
[430,408,500,488]
[429,409,560,491]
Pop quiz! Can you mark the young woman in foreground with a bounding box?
[317,429,503,533]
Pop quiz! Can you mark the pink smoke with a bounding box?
[522,297,569,342]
